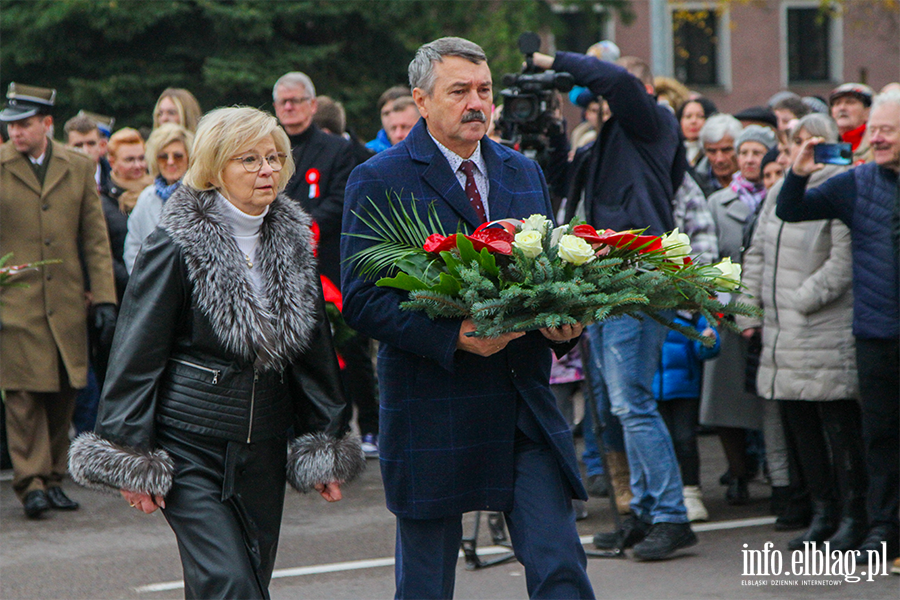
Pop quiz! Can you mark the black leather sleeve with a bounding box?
[94,227,188,450]
[287,284,351,439]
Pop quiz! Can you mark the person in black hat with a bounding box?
[0,82,117,519]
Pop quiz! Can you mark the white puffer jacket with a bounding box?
[737,166,858,401]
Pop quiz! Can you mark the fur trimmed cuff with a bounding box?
[286,433,366,493]
[68,432,175,497]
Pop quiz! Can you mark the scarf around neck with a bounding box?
[730,172,766,216]
[154,175,181,202]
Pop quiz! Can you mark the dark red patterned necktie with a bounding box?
[459,160,485,222]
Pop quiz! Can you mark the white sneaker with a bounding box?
[683,485,709,522]
[361,433,379,459]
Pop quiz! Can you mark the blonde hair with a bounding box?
[145,123,194,178]
[183,106,294,192]
[107,127,144,160]
[153,88,202,132]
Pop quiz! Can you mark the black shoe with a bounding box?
[725,478,749,505]
[772,488,812,531]
[787,501,838,551]
[827,516,869,551]
[587,474,610,498]
[632,522,698,560]
[46,486,79,510]
[23,490,51,519]
[593,514,650,550]
[854,525,900,564]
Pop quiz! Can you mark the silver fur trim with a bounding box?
[160,187,319,371]
[68,432,174,497]
[286,433,366,493]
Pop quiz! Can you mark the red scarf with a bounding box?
[842,123,866,152]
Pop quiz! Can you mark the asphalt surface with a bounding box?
[1,434,897,600]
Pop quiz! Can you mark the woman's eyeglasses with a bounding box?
[231,153,287,173]
[157,152,186,162]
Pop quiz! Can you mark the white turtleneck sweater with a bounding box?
[217,192,268,292]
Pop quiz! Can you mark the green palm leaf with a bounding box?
[345,192,446,279]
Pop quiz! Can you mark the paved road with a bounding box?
[2,435,897,599]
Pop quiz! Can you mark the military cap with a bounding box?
[77,110,116,138]
[0,82,56,122]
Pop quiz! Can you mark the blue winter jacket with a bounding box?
[654,314,721,401]
[777,164,899,339]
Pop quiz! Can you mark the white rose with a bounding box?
[557,234,596,266]
[713,257,742,290]
[661,228,692,265]
[513,230,544,258]
[521,214,550,232]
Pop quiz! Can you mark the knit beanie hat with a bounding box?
[736,124,777,153]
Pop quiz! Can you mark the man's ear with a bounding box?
[412,88,429,120]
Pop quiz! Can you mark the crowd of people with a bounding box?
[0,32,898,599]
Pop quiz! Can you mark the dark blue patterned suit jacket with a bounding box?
[340,119,586,519]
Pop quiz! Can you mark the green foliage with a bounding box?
[346,194,762,340]
[0,0,629,138]
[345,191,444,279]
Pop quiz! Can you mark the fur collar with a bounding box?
[160,186,319,371]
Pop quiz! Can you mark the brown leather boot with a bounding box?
[606,451,633,514]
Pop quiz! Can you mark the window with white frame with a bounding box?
[661,2,731,89]
[781,1,842,86]
[671,7,723,86]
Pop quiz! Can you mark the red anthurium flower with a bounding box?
[423,233,459,253]
[474,219,521,235]
[572,224,608,245]
[596,230,663,253]
[468,228,514,255]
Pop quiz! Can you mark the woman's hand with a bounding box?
[121,489,165,514]
[792,137,826,177]
[315,481,343,502]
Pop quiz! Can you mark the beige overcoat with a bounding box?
[0,139,116,391]
[736,166,858,401]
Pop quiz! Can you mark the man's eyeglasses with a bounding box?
[276,97,312,107]
[231,153,287,173]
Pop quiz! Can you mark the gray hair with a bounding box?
[408,37,487,95]
[870,90,900,118]
[791,113,839,143]
[699,113,743,146]
[273,72,316,101]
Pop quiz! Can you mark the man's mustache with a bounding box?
[461,110,486,123]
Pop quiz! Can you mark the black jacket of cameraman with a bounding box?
[554,52,684,236]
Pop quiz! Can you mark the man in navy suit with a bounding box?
[341,37,595,600]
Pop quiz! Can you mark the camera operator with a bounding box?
[532,50,696,560]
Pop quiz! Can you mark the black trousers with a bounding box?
[780,399,867,507]
[658,397,701,487]
[158,428,287,600]
[855,337,900,530]
[340,333,379,436]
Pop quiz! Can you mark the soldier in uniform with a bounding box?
[0,83,117,518]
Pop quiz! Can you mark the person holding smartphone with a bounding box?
[777,90,900,564]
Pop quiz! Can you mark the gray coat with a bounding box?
[736,167,857,401]
[700,184,764,429]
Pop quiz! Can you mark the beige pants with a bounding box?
[4,377,76,501]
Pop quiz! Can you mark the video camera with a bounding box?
[497,32,574,164]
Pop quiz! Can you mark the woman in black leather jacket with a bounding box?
[69,106,364,600]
